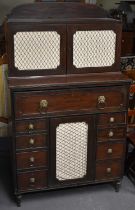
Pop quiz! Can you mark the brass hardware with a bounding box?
[107,148,113,154]
[28,123,34,130]
[29,157,35,163]
[98,96,106,104]
[29,177,35,183]
[106,168,112,173]
[40,100,48,109]
[110,117,115,123]
[29,138,35,146]
[108,131,114,137]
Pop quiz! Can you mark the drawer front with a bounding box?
[16,134,47,150]
[16,151,48,170]
[15,87,127,118]
[96,142,124,160]
[97,127,126,141]
[17,170,48,192]
[15,119,47,133]
[97,112,126,127]
[96,160,122,180]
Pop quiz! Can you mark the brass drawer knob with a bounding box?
[106,168,112,173]
[108,131,114,137]
[98,96,106,104]
[29,138,35,146]
[28,123,34,130]
[107,148,113,154]
[110,117,115,123]
[29,156,35,163]
[40,100,48,109]
[29,177,35,183]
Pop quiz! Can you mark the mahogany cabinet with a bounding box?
[5,2,131,206]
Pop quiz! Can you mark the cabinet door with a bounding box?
[6,23,66,76]
[49,115,96,187]
[67,21,122,74]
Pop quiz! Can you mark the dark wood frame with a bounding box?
[49,115,96,187]
[6,23,67,77]
[67,20,122,74]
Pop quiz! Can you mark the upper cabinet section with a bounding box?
[5,2,122,77]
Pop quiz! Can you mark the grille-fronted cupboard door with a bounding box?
[67,21,122,74]
[6,23,67,77]
[50,115,96,187]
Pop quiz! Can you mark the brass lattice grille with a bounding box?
[56,122,88,181]
[73,30,116,68]
[14,31,60,70]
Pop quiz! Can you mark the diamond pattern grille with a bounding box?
[73,30,116,68]
[14,31,60,70]
[56,122,88,181]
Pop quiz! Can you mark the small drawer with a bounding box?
[15,119,47,133]
[16,133,47,150]
[97,127,126,141]
[96,160,122,180]
[15,86,127,119]
[96,142,124,160]
[97,112,126,127]
[17,170,48,192]
[16,150,48,170]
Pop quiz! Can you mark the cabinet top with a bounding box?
[7,2,109,23]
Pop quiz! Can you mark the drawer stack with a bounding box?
[15,119,48,192]
[96,112,126,181]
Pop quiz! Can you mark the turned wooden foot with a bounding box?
[16,195,22,207]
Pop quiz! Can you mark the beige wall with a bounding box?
[97,0,118,10]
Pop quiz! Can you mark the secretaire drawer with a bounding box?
[97,112,126,127]
[16,150,48,170]
[96,160,122,180]
[15,119,48,133]
[97,127,126,141]
[16,133,48,150]
[17,170,48,192]
[96,142,124,160]
[14,86,127,118]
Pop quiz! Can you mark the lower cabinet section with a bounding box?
[10,83,130,206]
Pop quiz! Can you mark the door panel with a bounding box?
[67,21,122,74]
[6,23,66,76]
[50,115,96,186]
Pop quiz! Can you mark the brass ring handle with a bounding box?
[98,96,106,104]
[40,100,48,109]
[98,96,106,109]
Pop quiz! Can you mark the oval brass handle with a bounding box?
[108,131,114,137]
[107,148,113,154]
[106,168,112,173]
[29,157,35,163]
[29,177,35,184]
[29,138,35,146]
[40,100,48,109]
[98,96,106,104]
[28,123,34,130]
[110,117,115,123]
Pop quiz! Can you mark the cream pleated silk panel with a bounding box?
[0,64,10,137]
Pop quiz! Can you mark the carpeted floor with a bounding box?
[0,156,135,210]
